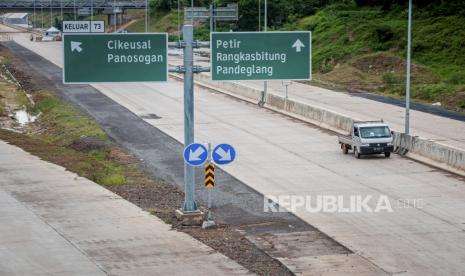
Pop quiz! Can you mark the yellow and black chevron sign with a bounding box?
[205,163,215,188]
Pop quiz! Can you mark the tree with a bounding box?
[54,17,62,31]
[236,0,336,31]
[150,0,176,15]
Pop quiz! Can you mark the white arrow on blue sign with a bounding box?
[212,144,236,165]
[183,143,208,166]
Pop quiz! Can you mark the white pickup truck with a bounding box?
[338,121,394,158]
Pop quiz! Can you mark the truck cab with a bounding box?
[352,122,394,158]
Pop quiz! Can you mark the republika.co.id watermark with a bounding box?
[264,195,424,213]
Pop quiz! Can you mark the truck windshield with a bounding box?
[359,126,391,138]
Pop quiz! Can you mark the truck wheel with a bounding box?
[342,144,348,154]
[384,152,391,158]
[354,147,361,159]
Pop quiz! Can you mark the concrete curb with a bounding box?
[170,72,465,176]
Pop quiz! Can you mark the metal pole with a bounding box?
[190,0,193,25]
[209,4,213,34]
[177,0,180,39]
[182,25,198,212]
[41,4,44,29]
[61,0,63,23]
[207,143,213,221]
[91,0,93,21]
[145,0,148,32]
[50,0,52,27]
[213,2,216,31]
[113,0,116,31]
[405,0,412,135]
[262,0,267,105]
[207,186,212,219]
[74,0,76,20]
[264,1,267,38]
[258,0,261,32]
[33,0,36,28]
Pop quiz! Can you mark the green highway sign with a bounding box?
[211,31,311,81]
[63,33,168,83]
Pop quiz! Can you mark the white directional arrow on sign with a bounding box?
[215,147,231,161]
[189,147,205,162]
[71,41,83,53]
[292,39,305,52]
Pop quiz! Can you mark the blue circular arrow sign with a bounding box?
[212,144,236,165]
[183,143,208,166]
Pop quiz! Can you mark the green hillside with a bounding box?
[123,0,465,112]
[287,2,465,111]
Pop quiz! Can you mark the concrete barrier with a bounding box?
[265,93,354,134]
[178,72,465,175]
[394,133,465,174]
[193,73,354,135]
[195,73,262,102]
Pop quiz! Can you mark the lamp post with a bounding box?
[177,0,180,39]
[41,3,44,29]
[262,0,267,105]
[113,0,116,31]
[405,0,412,134]
[91,0,93,21]
[33,0,36,28]
[145,0,148,32]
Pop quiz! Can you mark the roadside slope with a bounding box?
[290,3,465,112]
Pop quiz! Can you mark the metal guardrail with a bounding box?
[0,0,146,9]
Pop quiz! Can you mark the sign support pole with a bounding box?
[207,143,213,221]
[209,4,213,34]
[182,24,199,213]
[145,0,148,32]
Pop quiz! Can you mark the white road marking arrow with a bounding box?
[71,41,83,53]
[215,147,231,161]
[292,39,305,52]
[189,147,205,162]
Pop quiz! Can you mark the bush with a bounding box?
[150,0,175,15]
[446,72,465,85]
[382,72,401,86]
[321,64,334,73]
[372,24,395,50]
[99,174,126,186]
[412,83,451,101]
